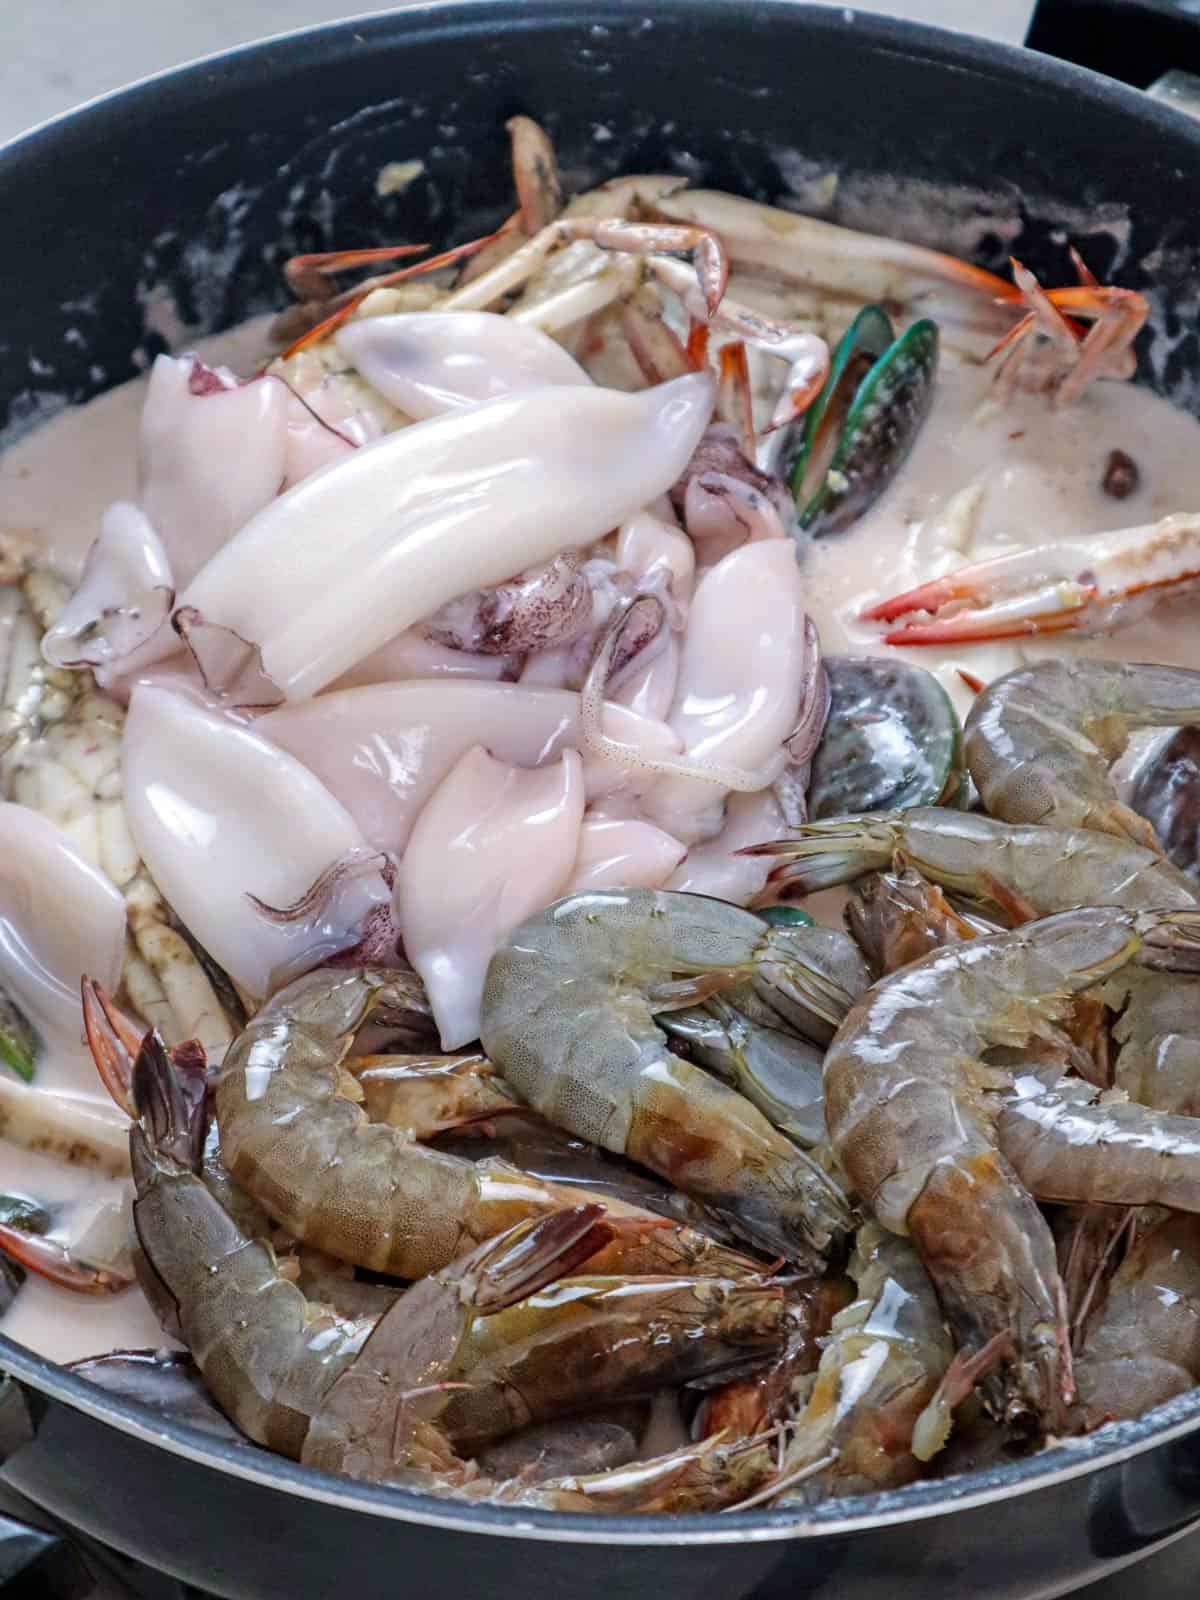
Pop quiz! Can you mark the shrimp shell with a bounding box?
[964,659,1200,851]
[481,889,855,1265]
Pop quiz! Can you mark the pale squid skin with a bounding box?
[41,503,173,674]
[0,801,125,1044]
[175,375,715,701]
[260,680,684,855]
[642,540,808,845]
[667,788,787,907]
[563,818,686,894]
[140,354,288,589]
[122,685,389,998]
[609,510,696,722]
[335,311,591,417]
[328,627,511,692]
[280,390,358,488]
[395,746,586,1050]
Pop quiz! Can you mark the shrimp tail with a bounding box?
[130,1029,207,1174]
[464,1204,615,1314]
[743,815,898,898]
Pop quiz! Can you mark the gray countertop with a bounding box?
[0,0,1036,146]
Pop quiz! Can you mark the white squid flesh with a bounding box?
[140,355,288,589]
[0,802,125,1046]
[122,685,389,997]
[396,745,585,1049]
[564,817,686,893]
[335,311,590,418]
[41,502,173,673]
[641,540,808,843]
[175,374,715,701]
[259,679,683,855]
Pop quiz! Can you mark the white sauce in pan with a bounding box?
[806,353,1200,717]
[2,297,1200,1368]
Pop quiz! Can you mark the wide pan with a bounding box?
[2,5,1200,1596]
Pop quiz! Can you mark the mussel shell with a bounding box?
[1128,725,1200,877]
[808,655,964,817]
[783,304,895,492]
[800,318,940,538]
[0,1194,50,1234]
[69,1349,248,1444]
[0,991,40,1082]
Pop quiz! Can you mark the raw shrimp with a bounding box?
[846,866,983,978]
[130,1020,616,1459]
[825,905,1200,1423]
[963,660,1200,850]
[480,888,856,1264]
[701,1276,852,1438]
[438,1269,786,1450]
[658,993,828,1148]
[213,965,595,1278]
[754,808,1200,1118]
[653,920,868,1150]
[751,807,1199,917]
[767,1224,955,1506]
[214,964,762,1281]
[1071,1213,1200,1429]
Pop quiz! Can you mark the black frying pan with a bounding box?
[2,5,1200,1596]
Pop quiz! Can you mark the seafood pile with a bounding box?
[5,115,1200,1515]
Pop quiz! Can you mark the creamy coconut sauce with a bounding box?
[805,351,1200,718]
[3,291,1200,1368]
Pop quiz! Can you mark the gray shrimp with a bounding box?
[963,659,1200,851]
[769,1223,956,1505]
[756,809,1200,1117]
[846,865,989,978]
[214,965,761,1280]
[480,889,860,1265]
[825,905,1200,1423]
[1071,1213,1200,1430]
[132,1026,786,1506]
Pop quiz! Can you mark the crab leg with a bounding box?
[716,342,755,457]
[987,253,1149,405]
[654,188,1021,339]
[277,234,506,357]
[441,218,729,320]
[284,243,431,303]
[863,513,1200,644]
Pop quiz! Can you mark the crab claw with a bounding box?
[0,1223,131,1295]
[863,514,1200,644]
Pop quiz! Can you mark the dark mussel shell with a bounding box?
[808,656,964,817]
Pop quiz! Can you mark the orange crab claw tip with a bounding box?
[278,296,365,359]
[861,576,968,623]
[1068,245,1101,288]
